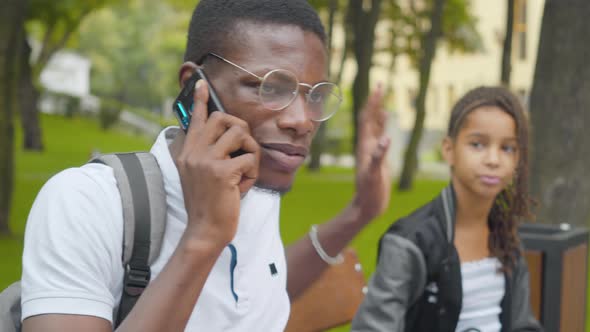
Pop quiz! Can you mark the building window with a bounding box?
[515,0,527,60]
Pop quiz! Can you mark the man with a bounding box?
[21,0,391,331]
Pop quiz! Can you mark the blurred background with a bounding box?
[1,0,588,331]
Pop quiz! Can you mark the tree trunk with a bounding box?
[309,0,338,171]
[529,0,590,227]
[398,0,446,191]
[0,0,27,235]
[501,0,515,86]
[19,8,95,153]
[308,123,326,171]
[348,0,383,151]
[19,37,44,151]
[335,21,350,87]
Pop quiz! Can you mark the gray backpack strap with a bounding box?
[90,152,166,326]
[0,282,22,332]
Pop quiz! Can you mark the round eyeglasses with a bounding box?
[202,53,342,122]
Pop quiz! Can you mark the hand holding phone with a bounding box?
[172,68,259,246]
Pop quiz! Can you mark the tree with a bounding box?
[19,0,114,151]
[0,1,112,234]
[500,0,515,86]
[18,36,42,150]
[0,0,28,235]
[348,0,384,150]
[529,0,590,227]
[77,0,189,110]
[309,0,341,171]
[397,0,447,190]
[395,0,481,190]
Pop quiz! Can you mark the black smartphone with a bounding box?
[173,68,245,157]
[173,68,226,132]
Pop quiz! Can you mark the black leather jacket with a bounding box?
[352,185,543,332]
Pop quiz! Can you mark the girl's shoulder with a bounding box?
[381,198,449,255]
[386,198,442,236]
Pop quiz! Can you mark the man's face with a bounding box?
[186,23,327,193]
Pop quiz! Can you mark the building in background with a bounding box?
[380,0,541,131]
[38,50,100,115]
[329,0,543,174]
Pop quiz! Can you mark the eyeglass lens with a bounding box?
[259,69,342,121]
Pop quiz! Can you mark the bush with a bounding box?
[98,99,123,130]
[41,92,81,117]
[64,95,81,118]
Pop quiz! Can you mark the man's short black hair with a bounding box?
[184,0,326,64]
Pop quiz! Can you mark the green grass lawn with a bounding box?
[1,114,588,331]
[1,114,152,289]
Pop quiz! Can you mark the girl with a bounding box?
[351,87,543,332]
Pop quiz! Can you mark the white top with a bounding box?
[455,257,505,332]
[21,127,290,331]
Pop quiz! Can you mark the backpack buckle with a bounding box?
[123,264,151,297]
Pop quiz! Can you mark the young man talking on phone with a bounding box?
[20,0,392,331]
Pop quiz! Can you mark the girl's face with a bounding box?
[443,106,520,200]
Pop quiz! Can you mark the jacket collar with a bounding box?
[437,183,457,243]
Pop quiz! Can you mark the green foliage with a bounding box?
[165,0,199,11]
[64,95,80,118]
[309,0,347,12]
[76,0,190,111]
[382,0,483,67]
[26,0,116,74]
[28,0,112,23]
[442,0,484,53]
[98,98,123,130]
[308,0,325,10]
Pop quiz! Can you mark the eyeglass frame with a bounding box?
[198,52,342,122]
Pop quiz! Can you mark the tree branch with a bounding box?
[35,8,92,74]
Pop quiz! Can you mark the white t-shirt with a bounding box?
[455,257,505,332]
[21,127,290,331]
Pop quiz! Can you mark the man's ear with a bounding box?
[441,136,454,166]
[178,61,199,88]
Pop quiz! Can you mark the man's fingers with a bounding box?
[359,85,387,139]
[369,83,384,109]
[213,125,259,159]
[185,79,209,141]
[215,129,259,181]
[369,135,391,170]
[235,134,260,181]
[363,83,385,119]
[231,152,260,193]
[358,111,389,159]
[201,112,250,147]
